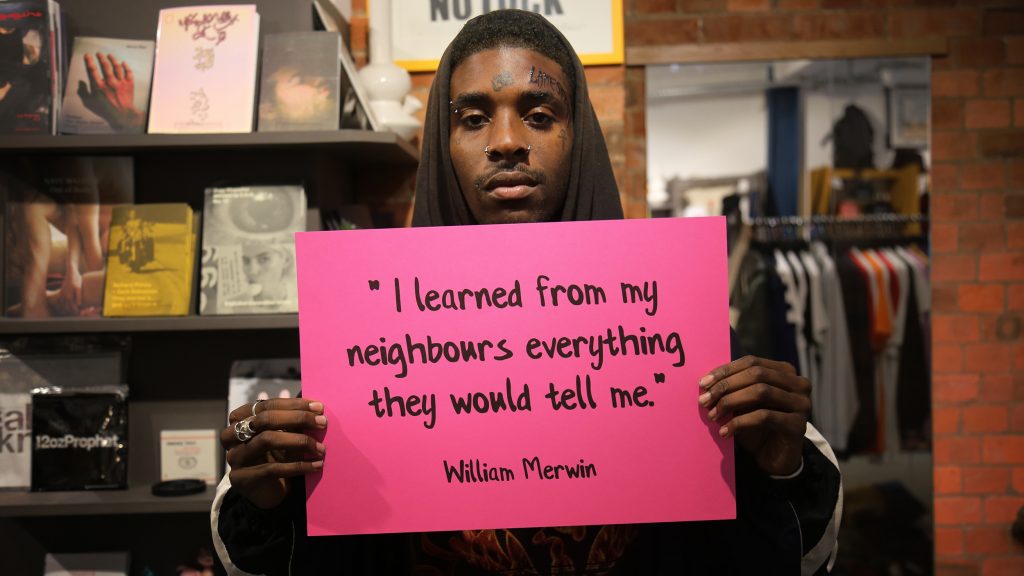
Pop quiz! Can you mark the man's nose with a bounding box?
[486,112,530,161]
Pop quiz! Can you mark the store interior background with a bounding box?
[388,1,1023,574]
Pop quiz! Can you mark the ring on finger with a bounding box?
[251,399,266,417]
[234,415,257,443]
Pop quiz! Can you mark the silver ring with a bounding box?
[252,399,265,417]
[234,415,257,443]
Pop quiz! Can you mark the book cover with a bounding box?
[44,551,129,576]
[0,1,54,134]
[258,32,340,132]
[2,156,134,318]
[102,203,194,317]
[59,36,155,134]
[199,185,305,315]
[147,4,260,134]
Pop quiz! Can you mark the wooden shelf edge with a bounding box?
[0,314,299,334]
[627,38,949,65]
[0,486,214,517]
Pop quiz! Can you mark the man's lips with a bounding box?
[482,172,539,200]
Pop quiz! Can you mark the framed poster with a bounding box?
[387,0,624,71]
[887,86,929,149]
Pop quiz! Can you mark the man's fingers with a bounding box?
[720,409,806,439]
[707,383,811,422]
[228,398,323,424]
[700,355,797,389]
[229,460,323,487]
[699,364,810,409]
[227,430,325,468]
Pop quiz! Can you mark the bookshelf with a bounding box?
[0,2,420,574]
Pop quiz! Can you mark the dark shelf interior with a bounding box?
[0,314,298,334]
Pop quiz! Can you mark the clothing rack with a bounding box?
[749,214,928,243]
[750,214,928,227]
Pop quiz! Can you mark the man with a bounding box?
[214,10,841,575]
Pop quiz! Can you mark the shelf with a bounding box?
[0,485,214,517]
[0,130,419,166]
[0,314,298,334]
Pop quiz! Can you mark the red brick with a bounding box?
[964,342,1012,372]
[982,374,1014,402]
[966,99,1012,129]
[1013,405,1024,432]
[726,0,769,11]
[702,14,792,42]
[1008,38,1024,66]
[938,437,984,466]
[980,192,1007,219]
[965,526,1013,555]
[1015,99,1024,128]
[821,0,861,8]
[585,66,626,86]
[633,0,677,13]
[935,408,963,435]
[1009,194,1024,218]
[933,131,977,161]
[984,496,1024,524]
[932,163,960,192]
[984,436,1024,464]
[890,8,980,38]
[959,224,1005,252]
[954,280,1003,311]
[589,85,626,124]
[936,559,981,576]
[982,7,1024,36]
[936,526,964,556]
[980,253,1024,281]
[934,284,960,312]
[932,193,978,222]
[793,11,884,40]
[679,0,726,12]
[1006,287,1024,316]
[934,314,980,343]
[936,372,981,404]
[777,0,817,8]
[961,161,1006,190]
[933,98,964,130]
[935,70,981,98]
[964,466,1010,493]
[1013,466,1024,493]
[983,69,1024,98]
[933,223,959,253]
[625,18,700,45]
[953,38,1006,69]
[978,130,1024,158]
[981,556,1024,576]
[934,253,978,282]
[935,495,983,524]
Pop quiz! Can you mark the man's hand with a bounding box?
[698,356,811,476]
[221,399,327,510]
[78,52,144,131]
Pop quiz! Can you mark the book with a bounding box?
[2,156,134,318]
[227,358,301,420]
[199,185,305,315]
[310,0,378,131]
[258,32,340,132]
[0,1,56,134]
[147,4,260,134]
[102,203,195,317]
[59,36,155,134]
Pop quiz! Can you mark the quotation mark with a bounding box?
[368,280,380,291]
[654,373,665,384]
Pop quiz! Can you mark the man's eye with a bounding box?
[525,112,554,127]
[461,113,488,129]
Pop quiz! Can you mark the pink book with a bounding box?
[147,5,260,134]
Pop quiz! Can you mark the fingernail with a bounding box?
[708,408,718,421]
[698,392,710,406]
[315,415,327,427]
[719,426,730,438]
[316,442,326,454]
[312,460,324,470]
[699,374,714,388]
[309,402,324,413]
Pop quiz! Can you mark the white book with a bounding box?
[60,37,155,134]
[147,5,260,134]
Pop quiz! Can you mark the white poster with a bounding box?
[389,0,623,71]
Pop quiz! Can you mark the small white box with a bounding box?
[159,429,219,484]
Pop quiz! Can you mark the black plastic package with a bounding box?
[31,385,128,491]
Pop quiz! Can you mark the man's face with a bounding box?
[449,48,573,224]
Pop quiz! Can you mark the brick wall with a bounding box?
[352,0,1024,572]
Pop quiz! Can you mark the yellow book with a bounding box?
[102,204,194,317]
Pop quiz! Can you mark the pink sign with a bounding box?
[295,217,735,536]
